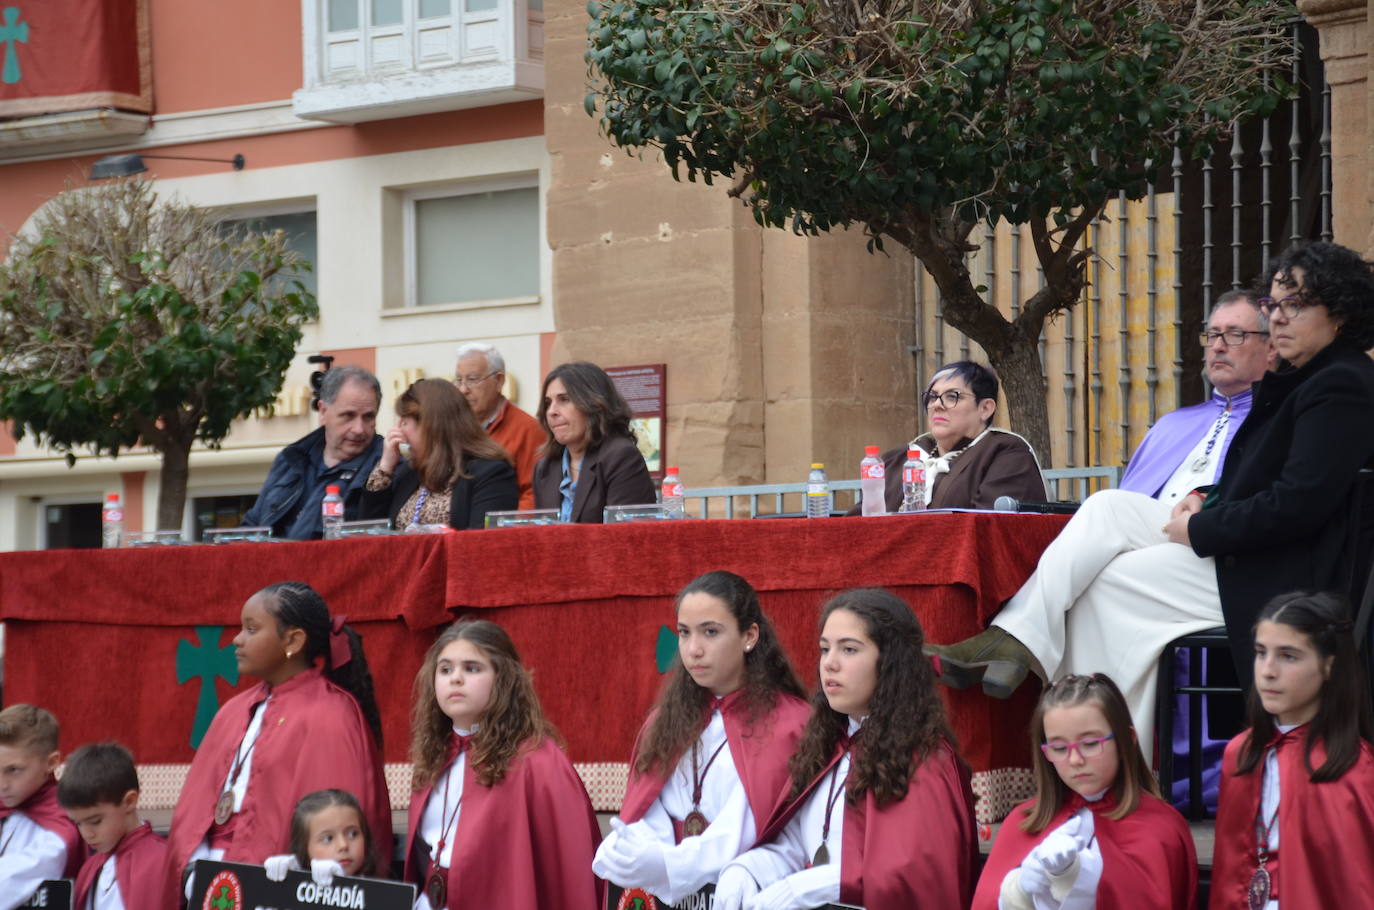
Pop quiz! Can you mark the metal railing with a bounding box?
[683,466,1119,519]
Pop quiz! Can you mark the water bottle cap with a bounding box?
[665,467,679,475]
[908,448,921,458]
[811,463,824,470]
[864,446,880,456]
[326,485,341,495]
[105,493,120,504]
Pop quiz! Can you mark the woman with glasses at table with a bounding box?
[532,361,657,523]
[929,242,1374,761]
[856,360,1049,513]
[360,378,519,531]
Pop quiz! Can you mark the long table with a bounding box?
[0,511,1068,823]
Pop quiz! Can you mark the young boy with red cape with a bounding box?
[594,571,811,904]
[1211,591,1374,908]
[160,582,390,905]
[713,588,977,910]
[403,619,602,910]
[973,674,1196,910]
[58,742,169,910]
[0,705,85,910]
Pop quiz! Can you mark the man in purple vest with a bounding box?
[1119,290,1276,502]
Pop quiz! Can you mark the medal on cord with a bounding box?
[411,488,431,529]
[811,750,849,867]
[681,738,729,837]
[1247,795,1278,910]
[425,754,465,909]
[1189,406,1232,473]
[214,707,265,826]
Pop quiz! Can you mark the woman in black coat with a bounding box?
[532,362,656,523]
[361,378,518,530]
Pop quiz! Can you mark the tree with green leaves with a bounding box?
[0,178,317,531]
[586,0,1296,459]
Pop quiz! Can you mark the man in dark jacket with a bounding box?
[241,365,383,539]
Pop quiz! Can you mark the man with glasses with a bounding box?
[455,342,544,508]
[1119,291,1275,503]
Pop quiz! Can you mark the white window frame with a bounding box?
[213,199,320,315]
[184,485,268,540]
[402,174,541,312]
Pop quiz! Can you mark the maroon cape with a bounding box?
[160,667,390,906]
[758,738,977,907]
[1211,726,1374,908]
[0,777,85,877]
[402,735,603,910]
[74,822,168,909]
[619,691,812,829]
[972,791,1196,910]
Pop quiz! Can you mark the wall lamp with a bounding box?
[90,153,246,180]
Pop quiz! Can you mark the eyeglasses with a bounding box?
[1198,329,1269,347]
[923,389,971,410]
[455,371,498,388]
[1040,733,1116,762]
[1256,294,1316,320]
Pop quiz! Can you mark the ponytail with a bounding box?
[259,581,384,749]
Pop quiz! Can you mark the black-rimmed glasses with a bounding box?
[922,389,969,410]
[1198,329,1269,347]
[1256,295,1316,320]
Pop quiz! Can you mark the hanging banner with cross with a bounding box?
[0,0,151,117]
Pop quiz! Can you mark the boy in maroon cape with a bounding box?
[973,674,1195,910]
[715,589,977,910]
[0,704,85,910]
[1211,591,1374,908]
[58,742,168,910]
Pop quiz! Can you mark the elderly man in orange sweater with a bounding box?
[456,342,546,509]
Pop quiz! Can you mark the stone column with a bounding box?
[544,0,917,489]
[1301,0,1372,256]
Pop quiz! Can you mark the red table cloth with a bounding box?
[0,513,1066,780]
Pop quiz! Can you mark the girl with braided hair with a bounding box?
[161,581,390,904]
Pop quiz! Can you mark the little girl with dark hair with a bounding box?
[1210,590,1374,907]
[973,673,1196,909]
[264,789,375,886]
[715,588,977,909]
[161,581,390,904]
[594,570,809,903]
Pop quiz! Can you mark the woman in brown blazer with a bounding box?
[533,361,656,523]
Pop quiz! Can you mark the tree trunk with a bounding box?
[983,336,1052,465]
[157,435,192,531]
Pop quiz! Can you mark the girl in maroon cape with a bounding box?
[1211,590,1374,908]
[161,581,390,906]
[972,674,1196,910]
[593,570,809,904]
[264,788,377,884]
[402,619,602,910]
[715,587,978,910]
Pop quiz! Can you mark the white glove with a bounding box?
[595,818,670,895]
[310,858,346,887]
[713,864,761,910]
[1015,853,1052,898]
[1069,808,1094,850]
[263,854,298,882]
[747,866,836,910]
[1033,816,1085,875]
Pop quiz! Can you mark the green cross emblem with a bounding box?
[210,885,234,910]
[176,626,240,749]
[0,7,27,85]
[655,625,677,673]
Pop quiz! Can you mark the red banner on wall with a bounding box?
[0,0,152,118]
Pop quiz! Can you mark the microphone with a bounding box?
[993,496,1080,515]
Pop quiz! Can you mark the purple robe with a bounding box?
[1119,389,1253,497]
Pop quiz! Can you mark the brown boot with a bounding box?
[925,627,1045,699]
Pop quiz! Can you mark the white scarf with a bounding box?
[915,428,992,506]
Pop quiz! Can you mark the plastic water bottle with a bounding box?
[101,493,124,548]
[860,446,887,516]
[899,447,927,513]
[321,485,344,540]
[806,463,830,518]
[662,466,685,518]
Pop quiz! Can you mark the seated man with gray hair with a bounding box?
[242,365,384,539]
[456,342,545,509]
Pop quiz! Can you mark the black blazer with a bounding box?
[359,458,519,531]
[532,434,657,523]
[1190,340,1374,679]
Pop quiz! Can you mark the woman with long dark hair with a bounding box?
[532,361,656,523]
[161,581,390,903]
[403,619,601,910]
[593,571,809,903]
[1210,591,1374,907]
[715,588,977,909]
[362,378,517,530]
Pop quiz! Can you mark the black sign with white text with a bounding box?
[21,880,72,909]
[187,860,415,910]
